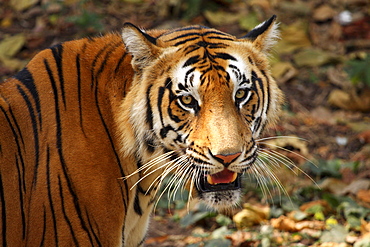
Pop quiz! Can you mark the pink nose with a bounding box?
[214,152,241,164]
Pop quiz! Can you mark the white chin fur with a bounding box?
[200,190,241,210]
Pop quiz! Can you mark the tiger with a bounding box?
[0,15,283,246]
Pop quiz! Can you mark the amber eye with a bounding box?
[235,89,247,100]
[181,95,194,105]
[178,94,198,110]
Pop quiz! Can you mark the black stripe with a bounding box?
[40,206,47,246]
[15,156,26,239]
[183,55,200,68]
[46,146,59,246]
[85,209,102,247]
[159,26,203,38]
[251,71,263,116]
[214,53,237,61]
[76,54,85,136]
[17,85,40,187]
[114,53,127,75]
[168,32,201,42]
[95,42,121,81]
[58,175,80,246]
[207,36,234,41]
[133,190,143,216]
[45,58,96,244]
[50,44,66,108]
[160,125,174,139]
[14,68,42,130]
[145,85,154,130]
[90,44,130,209]
[0,173,7,247]
[157,86,166,128]
[90,43,112,89]
[174,37,199,46]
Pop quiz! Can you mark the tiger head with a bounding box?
[119,16,283,210]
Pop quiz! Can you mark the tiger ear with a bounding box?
[241,15,280,54]
[121,23,161,71]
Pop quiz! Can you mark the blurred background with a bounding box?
[1,0,369,246]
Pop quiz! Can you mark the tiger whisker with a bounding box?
[258,140,317,168]
[256,136,307,142]
[258,148,319,187]
[153,160,191,210]
[255,157,290,202]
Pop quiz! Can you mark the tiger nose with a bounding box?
[214,152,241,165]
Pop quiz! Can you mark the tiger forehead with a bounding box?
[157,25,236,47]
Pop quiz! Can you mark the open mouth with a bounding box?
[197,169,241,193]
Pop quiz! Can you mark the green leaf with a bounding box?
[320,225,347,243]
[204,238,231,247]
[215,215,232,226]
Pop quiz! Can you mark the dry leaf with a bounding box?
[313,5,337,21]
[357,190,370,207]
[300,200,331,214]
[233,203,269,229]
[275,21,311,54]
[340,179,370,195]
[293,48,337,67]
[10,0,38,11]
[320,178,348,195]
[204,10,240,26]
[328,88,370,112]
[262,136,309,156]
[271,62,298,83]
[271,215,325,232]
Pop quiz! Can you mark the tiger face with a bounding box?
[120,16,283,210]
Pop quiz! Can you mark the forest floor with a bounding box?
[1,0,370,246]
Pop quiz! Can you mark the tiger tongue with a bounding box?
[207,169,237,185]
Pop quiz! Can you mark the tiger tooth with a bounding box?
[231,172,237,183]
[207,175,215,185]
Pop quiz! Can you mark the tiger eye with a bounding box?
[181,95,193,105]
[235,89,246,99]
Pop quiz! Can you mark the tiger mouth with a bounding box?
[197,169,241,193]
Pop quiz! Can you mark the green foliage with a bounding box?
[345,53,370,87]
[305,159,359,179]
[67,9,103,32]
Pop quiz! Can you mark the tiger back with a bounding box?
[0,16,282,246]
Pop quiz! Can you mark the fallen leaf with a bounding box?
[145,235,168,244]
[271,215,325,232]
[271,215,297,231]
[320,225,348,243]
[358,130,370,144]
[0,34,26,58]
[10,0,38,11]
[271,62,298,83]
[300,200,332,216]
[356,189,370,206]
[320,178,348,195]
[328,88,370,112]
[275,21,311,54]
[293,48,338,67]
[261,136,309,156]
[313,5,337,22]
[340,179,370,195]
[238,12,260,31]
[204,10,240,26]
[233,203,269,229]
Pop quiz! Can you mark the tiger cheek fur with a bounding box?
[0,16,282,246]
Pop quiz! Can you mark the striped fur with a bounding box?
[0,16,282,246]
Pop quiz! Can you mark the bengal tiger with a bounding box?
[0,15,283,246]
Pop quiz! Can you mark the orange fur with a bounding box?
[0,16,282,246]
